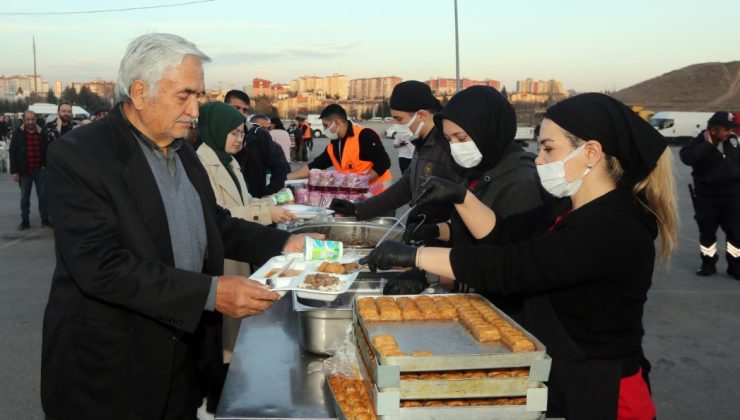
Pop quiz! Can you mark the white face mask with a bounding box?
[450,140,483,168]
[536,144,591,198]
[402,112,424,142]
[323,122,339,140]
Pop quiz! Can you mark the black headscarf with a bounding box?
[390,80,442,112]
[434,86,517,174]
[545,93,667,189]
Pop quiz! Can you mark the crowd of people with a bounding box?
[2,31,736,420]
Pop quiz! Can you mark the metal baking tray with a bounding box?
[354,323,547,400]
[353,294,549,372]
[324,344,393,419]
[394,404,546,420]
[330,338,548,418]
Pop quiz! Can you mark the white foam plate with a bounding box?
[281,204,334,219]
[250,254,359,301]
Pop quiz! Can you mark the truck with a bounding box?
[630,105,655,121]
[649,111,714,142]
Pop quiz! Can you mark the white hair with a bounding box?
[115,33,211,102]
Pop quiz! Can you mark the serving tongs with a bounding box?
[372,185,431,246]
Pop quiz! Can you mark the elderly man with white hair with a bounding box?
[40,34,312,419]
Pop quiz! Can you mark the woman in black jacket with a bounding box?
[398,86,544,308]
[406,85,544,244]
[362,93,678,419]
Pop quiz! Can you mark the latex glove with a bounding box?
[359,241,417,272]
[403,221,440,245]
[383,269,429,295]
[329,198,357,216]
[411,176,467,208]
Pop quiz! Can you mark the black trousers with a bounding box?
[295,138,309,162]
[45,339,201,420]
[398,157,411,174]
[694,194,740,263]
[162,339,201,420]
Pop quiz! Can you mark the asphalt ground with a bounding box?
[1,125,738,419]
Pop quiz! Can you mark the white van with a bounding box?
[649,111,713,142]
[305,114,323,137]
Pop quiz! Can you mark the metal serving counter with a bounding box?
[216,295,335,420]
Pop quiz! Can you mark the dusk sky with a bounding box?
[1,0,738,92]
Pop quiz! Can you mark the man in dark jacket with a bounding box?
[680,111,740,279]
[41,33,309,420]
[0,114,10,139]
[9,110,51,229]
[224,89,288,197]
[42,102,76,143]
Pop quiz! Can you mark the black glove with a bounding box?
[359,241,417,272]
[383,269,428,295]
[411,176,467,208]
[403,221,440,244]
[329,198,357,216]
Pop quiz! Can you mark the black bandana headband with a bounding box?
[545,93,667,189]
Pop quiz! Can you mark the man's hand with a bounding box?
[283,233,325,254]
[270,206,297,224]
[329,198,357,216]
[411,176,467,208]
[215,276,280,318]
[11,173,19,183]
[56,117,62,133]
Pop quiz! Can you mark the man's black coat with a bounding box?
[40,106,290,419]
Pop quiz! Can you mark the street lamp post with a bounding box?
[454,0,461,93]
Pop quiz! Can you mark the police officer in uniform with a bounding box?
[680,111,740,278]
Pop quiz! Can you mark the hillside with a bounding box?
[612,61,740,111]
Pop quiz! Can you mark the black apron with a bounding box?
[523,294,650,419]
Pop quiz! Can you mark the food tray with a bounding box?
[354,324,548,399]
[353,294,549,372]
[324,344,387,420]
[393,400,546,420]
[251,254,360,301]
[329,339,548,418]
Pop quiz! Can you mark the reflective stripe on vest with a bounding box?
[326,124,392,194]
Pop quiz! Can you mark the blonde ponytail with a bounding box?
[632,149,679,267]
[565,130,679,266]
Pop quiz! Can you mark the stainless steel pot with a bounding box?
[288,218,404,249]
[293,280,383,355]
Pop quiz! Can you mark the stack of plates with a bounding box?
[282,204,334,220]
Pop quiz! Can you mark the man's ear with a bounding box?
[129,80,149,111]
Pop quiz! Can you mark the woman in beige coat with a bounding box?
[196,102,296,364]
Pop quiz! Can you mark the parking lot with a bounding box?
[0,133,738,419]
